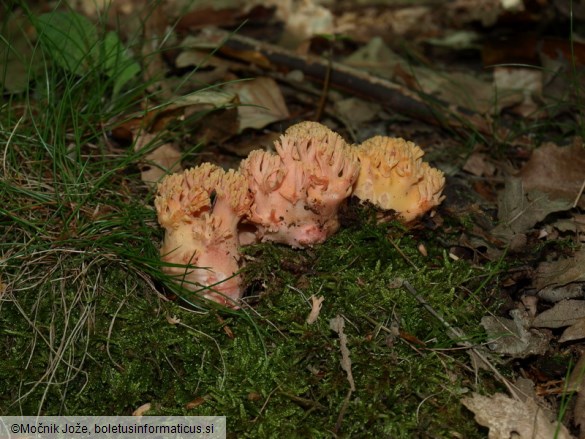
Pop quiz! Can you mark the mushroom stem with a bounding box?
[155,164,252,307]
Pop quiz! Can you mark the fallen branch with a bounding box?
[199,28,494,135]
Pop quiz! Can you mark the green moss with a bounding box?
[1,212,498,436]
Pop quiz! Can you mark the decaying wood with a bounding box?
[198,28,494,135]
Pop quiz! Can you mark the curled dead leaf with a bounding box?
[306,295,324,324]
[462,392,573,439]
[559,318,585,343]
[535,250,585,290]
[519,141,585,209]
[132,402,151,416]
[185,396,207,410]
[481,309,551,358]
[134,132,182,187]
[166,315,181,325]
[225,77,290,132]
[532,299,585,329]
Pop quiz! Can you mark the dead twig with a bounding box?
[334,389,353,436]
[574,177,585,208]
[315,48,333,122]
[278,391,326,411]
[199,28,494,135]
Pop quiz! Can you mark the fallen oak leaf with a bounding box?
[534,249,585,290]
[481,309,551,358]
[559,318,585,343]
[462,392,573,439]
[531,299,585,329]
[492,177,572,247]
[134,132,182,187]
[538,283,585,303]
[519,141,585,209]
[492,66,544,117]
[225,77,290,131]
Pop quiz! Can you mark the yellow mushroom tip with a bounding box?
[353,136,445,221]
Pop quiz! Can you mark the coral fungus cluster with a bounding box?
[240,122,359,248]
[154,122,445,308]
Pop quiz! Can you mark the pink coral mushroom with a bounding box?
[239,122,360,248]
[154,163,252,308]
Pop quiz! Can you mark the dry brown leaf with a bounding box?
[175,48,219,68]
[446,0,503,27]
[343,37,406,77]
[519,141,585,209]
[225,77,290,132]
[552,214,585,243]
[134,132,182,187]
[175,50,230,84]
[493,67,543,117]
[306,295,324,325]
[463,152,496,177]
[535,249,585,290]
[410,68,497,114]
[258,0,333,47]
[335,6,436,42]
[334,97,381,130]
[462,392,573,439]
[532,299,585,329]
[481,309,551,358]
[172,89,237,109]
[559,318,585,343]
[493,177,573,242]
[538,283,585,303]
[569,354,585,438]
[166,315,181,325]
